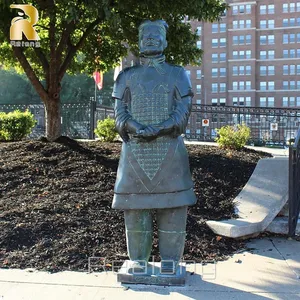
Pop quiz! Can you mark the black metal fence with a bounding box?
[0,103,45,138]
[0,102,115,139]
[289,130,300,236]
[187,105,300,147]
[2,103,300,145]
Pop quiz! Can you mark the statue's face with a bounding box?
[139,25,167,56]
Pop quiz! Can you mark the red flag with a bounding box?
[93,71,103,90]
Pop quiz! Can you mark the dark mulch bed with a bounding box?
[0,138,271,272]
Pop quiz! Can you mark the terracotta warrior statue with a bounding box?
[112,20,197,274]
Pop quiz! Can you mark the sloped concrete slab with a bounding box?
[206,157,288,238]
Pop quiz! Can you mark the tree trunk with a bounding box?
[44,98,61,141]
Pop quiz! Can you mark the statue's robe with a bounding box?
[112,60,197,209]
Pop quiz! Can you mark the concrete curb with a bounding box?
[206,157,289,238]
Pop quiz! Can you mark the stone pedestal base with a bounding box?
[117,261,186,286]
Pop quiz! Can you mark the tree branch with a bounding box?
[58,18,102,82]
[13,47,49,101]
[34,47,49,75]
[56,21,75,65]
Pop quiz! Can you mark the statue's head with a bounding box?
[138,20,168,56]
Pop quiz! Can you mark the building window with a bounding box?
[260,20,267,29]
[233,82,238,90]
[246,20,251,28]
[246,34,251,44]
[239,66,245,75]
[220,67,226,76]
[268,35,275,44]
[212,83,218,93]
[291,3,296,12]
[246,50,251,59]
[196,69,202,79]
[220,23,226,32]
[260,35,267,45]
[246,81,251,90]
[212,53,218,63]
[268,66,275,75]
[268,97,275,107]
[282,96,288,107]
[260,82,267,91]
[232,5,238,15]
[233,36,238,45]
[212,38,218,47]
[196,99,201,104]
[260,51,267,59]
[260,66,267,76]
[220,83,226,92]
[283,19,289,27]
[269,81,275,90]
[220,53,226,61]
[233,97,238,105]
[268,50,275,59]
[268,20,275,29]
[260,5,266,14]
[268,4,275,14]
[260,97,267,107]
[283,34,289,44]
[186,70,191,78]
[233,66,238,76]
[220,38,226,47]
[212,68,218,77]
[246,97,251,106]
[283,3,288,13]
[196,85,201,94]
[283,81,289,89]
[245,4,251,13]
[246,66,251,75]
[212,23,218,33]
[196,26,202,35]
[220,98,226,106]
[212,98,218,106]
[197,41,202,49]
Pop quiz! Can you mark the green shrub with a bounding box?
[0,110,36,141]
[215,124,251,150]
[94,117,118,142]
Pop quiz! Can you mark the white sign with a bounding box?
[270,123,278,131]
[202,119,209,127]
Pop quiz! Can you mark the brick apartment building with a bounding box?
[187,0,300,109]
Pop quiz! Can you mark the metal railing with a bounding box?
[186,105,300,146]
[0,103,115,140]
[288,129,300,236]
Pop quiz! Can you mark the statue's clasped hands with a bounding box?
[133,125,161,142]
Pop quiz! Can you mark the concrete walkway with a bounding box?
[0,237,299,300]
[184,140,289,157]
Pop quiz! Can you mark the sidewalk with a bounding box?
[184,140,289,157]
[0,237,299,300]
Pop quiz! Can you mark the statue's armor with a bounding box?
[112,62,197,210]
